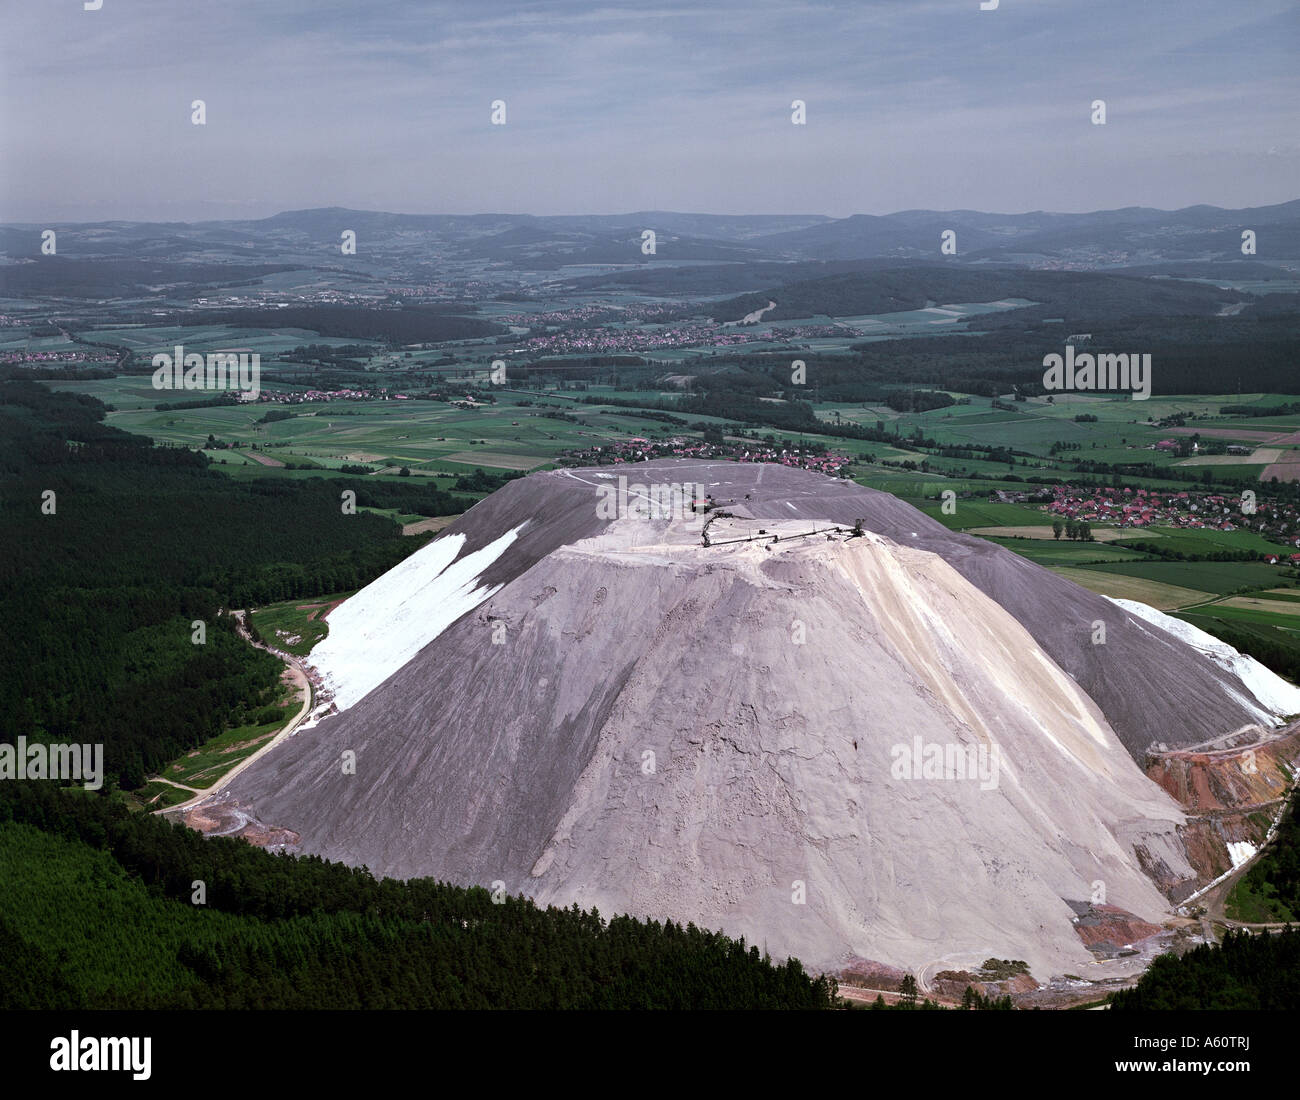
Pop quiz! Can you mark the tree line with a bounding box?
[0,781,838,1010]
[0,381,454,786]
[1109,928,1299,1010]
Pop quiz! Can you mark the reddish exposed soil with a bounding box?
[1145,723,1300,890]
[1146,730,1299,813]
[1071,904,1163,952]
[292,597,347,621]
[242,451,285,467]
[184,798,300,848]
[1261,452,1300,483]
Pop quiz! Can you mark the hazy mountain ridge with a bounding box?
[5,200,1296,269]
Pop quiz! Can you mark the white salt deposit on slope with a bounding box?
[309,523,526,710]
[1227,841,1258,868]
[519,522,1191,976]
[1107,598,1300,724]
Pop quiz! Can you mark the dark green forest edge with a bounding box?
[1110,929,1299,1010]
[0,382,838,1008]
[0,381,462,788]
[0,782,835,1009]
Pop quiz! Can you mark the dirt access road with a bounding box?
[152,610,314,816]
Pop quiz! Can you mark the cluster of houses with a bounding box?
[253,387,402,404]
[2,349,106,365]
[1042,484,1300,559]
[1151,439,1254,457]
[561,436,854,476]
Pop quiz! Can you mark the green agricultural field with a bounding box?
[358,506,426,525]
[101,396,655,472]
[859,392,1300,486]
[1175,611,1300,687]
[90,323,374,359]
[1254,589,1300,603]
[1195,604,1300,631]
[918,500,1049,529]
[44,362,1300,499]
[1211,420,1300,434]
[1198,464,1269,484]
[1050,567,1213,610]
[44,376,246,411]
[0,332,83,352]
[1115,526,1282,556]
[837,442,931,464]
[860,472,1008,502]
[213,462,456,484]
[978,537,1155,567]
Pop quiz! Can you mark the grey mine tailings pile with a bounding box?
[212,461,1298,978]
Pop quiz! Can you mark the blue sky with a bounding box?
[1,0,1296,221]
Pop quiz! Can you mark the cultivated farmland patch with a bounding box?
[443,451,545,470]
[968,525,1133,542]
[1049,567,1212,610]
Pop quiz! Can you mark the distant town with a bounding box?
[560,435,855,477]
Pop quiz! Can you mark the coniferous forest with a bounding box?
[1109,928,1300,1011]
[0,381,457,787]
[0,780,837,1009]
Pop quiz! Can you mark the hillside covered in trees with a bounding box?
[1109,928,1299,1010]
[180,304,504,345]
[660,316,1300,401]
[0,782,837,1010]
[704,265,1242,325]
[0,381,463,787]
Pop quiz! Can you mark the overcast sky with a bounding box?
[2,0,1296,222]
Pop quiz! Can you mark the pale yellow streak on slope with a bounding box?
[834,533,1120,780]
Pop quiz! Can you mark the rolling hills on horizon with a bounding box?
[5,198,1298,270]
